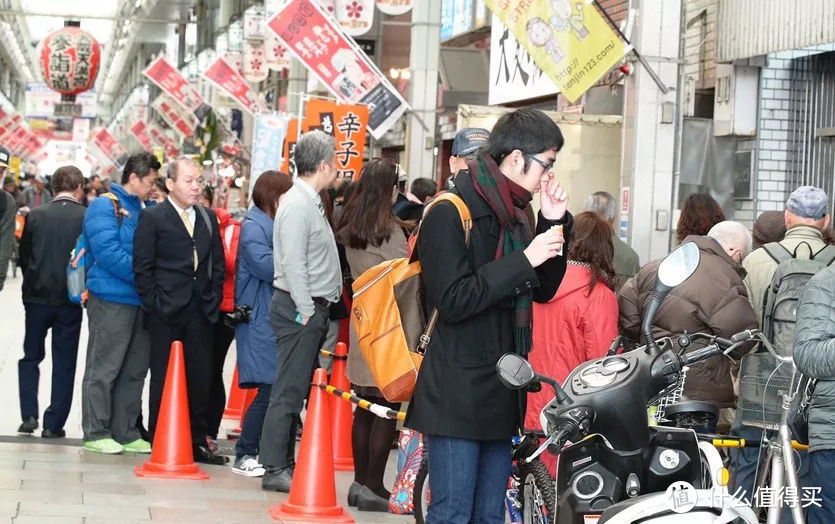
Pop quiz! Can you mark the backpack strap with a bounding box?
[101,192,123,227]
[762,242,793,264]
[195,205,214,281]
[413,192,472,355]
[811,243,835,266]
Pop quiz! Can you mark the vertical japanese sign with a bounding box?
[129,121,153,151]
[143,56,210,119]
[281,118,300,174]
[265,0,409,139]
[482,0,629,103]
[151,94,199,139]
[304,99,368,180]
[251,113,290,192]
[489,15,557,105]
[202,57,263,115]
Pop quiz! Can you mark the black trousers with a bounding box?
[147,302,214,446]
[19,303,82,431]
[208,320,235,439]
[259,290,329,468]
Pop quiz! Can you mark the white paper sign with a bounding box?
[488,15,558,106]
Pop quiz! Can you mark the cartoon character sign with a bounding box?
[551,0,590,41]
[526,17,565,64]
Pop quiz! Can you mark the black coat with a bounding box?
[19,196,86,306]
[405,171,571,441]
[133,199,225,324]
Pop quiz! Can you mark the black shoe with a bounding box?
[357,485,390,512]
[41,429,65,439]
[193,444,228,465]
[347,482,362,507]
[17,417,37,434]
[262,466,293,492]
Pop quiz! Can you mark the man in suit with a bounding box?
[133,157,226,465]
[17,165,86,437]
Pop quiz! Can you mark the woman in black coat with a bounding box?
[405,108,571,523]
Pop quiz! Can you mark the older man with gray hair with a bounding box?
[618,220,758,432]
[583,191,640,290]
[260,130,342,492]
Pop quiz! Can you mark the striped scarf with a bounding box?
[468,153,534,355]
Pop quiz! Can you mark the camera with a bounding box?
[224,304,252,328]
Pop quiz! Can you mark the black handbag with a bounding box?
[788,376,816,444]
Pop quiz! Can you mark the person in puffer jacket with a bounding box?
[81,153,160,455]
[793,265,835,524]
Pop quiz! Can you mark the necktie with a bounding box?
[181,210,198,271]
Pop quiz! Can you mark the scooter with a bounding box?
[497,241,759,524]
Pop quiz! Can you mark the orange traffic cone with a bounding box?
[269,368,354,523]
[330,342,354,471]
[227,388,257,440]
[223,365,245,419]
[135,341,208,480]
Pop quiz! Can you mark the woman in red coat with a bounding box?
[525,211,619,471]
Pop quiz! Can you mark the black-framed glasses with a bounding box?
[524,153,555,173]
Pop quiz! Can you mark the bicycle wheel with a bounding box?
[413,455,429,524]
[518,459,556,524]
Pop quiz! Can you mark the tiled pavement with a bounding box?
[0,270,412,523]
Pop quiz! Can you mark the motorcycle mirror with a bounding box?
[496,353,536,389]
[642,242,701,353]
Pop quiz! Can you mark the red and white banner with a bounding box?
[265,0,292,71]
[243,41,269,83]
[129,121,153,151]
[335,0,374,36]
[266,0,409,138]
[151,94,199,139]
[90,128,127,167]
[143,56,208,118]
[376,0,412,15]
[202,57,263,115]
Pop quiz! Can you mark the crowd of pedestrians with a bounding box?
[2,108,835,522]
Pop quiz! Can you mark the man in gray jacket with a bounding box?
[260,130,341,492]
[794,266,835,524]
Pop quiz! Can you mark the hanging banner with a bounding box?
[266,0,409,139]
[72,118,91,142]
[489,15,558,105]
[129,121,153,151]
[143,56,210,119]
[250,113,290,194]
[0,113,22,143]
[265,0,292,71]
[281,118,300,173]
[152,94,199,139]
[335,0,374,36]
[91,128,128,168]
[243,41,269,83]
[304,99,368,180]
[376,0,412,15]
[482,0,629,103]
[203,57,263,115]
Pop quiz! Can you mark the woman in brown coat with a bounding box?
[335,158,409,512]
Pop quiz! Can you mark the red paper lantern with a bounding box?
[40,25,101,98]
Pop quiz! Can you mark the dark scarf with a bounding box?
[468,153,534,355]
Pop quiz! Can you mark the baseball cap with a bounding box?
[451,128,489,157]
[786,186,828,219]
[0,146,9,168]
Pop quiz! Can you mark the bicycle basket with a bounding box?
[738,352,797,430]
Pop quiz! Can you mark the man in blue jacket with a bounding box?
[80,153,160,454]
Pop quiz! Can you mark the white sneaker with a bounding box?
[232,455,266,477]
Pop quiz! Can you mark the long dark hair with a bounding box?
[677,193,725,244]
[568,212,617,293]
[335,159,405,249]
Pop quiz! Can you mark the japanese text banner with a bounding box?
[251,113,290,192]
[202,57,263,116]
[304,99,367,181]
[483,0,629,103]
[265,0,409,139]
[129,121,153,151]
[143,56,210,119]
[152,94,198,139]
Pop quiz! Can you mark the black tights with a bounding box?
[351,392,399,499]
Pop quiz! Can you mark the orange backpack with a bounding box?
[350,193,472,402]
